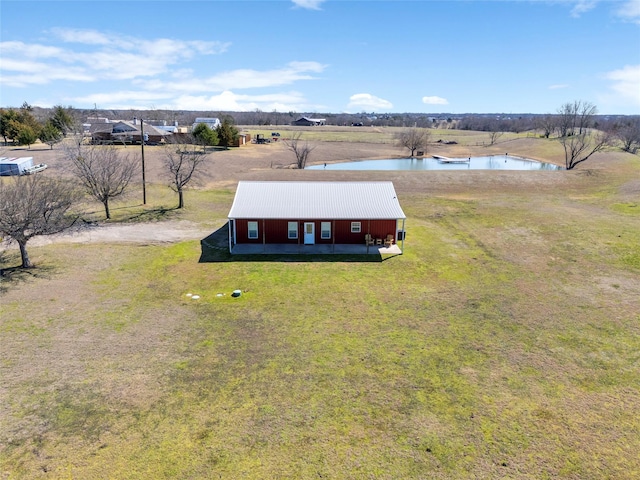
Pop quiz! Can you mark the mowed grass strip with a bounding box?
[2,172,640,478]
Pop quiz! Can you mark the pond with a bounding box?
[306,155,562,171]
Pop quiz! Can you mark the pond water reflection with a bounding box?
[306,155,562,171]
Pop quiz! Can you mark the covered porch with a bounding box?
[229,242,402,256]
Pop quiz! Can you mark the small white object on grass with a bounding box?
[191,295,200,300]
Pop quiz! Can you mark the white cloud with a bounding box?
[199,62,326,90]
[570,0,597,17]
[169,90,316,112]
[130,61,327,94]
[0,41,66,59]
[548,84,570,90]
[0,58,51,75]
[0,30,231,88]
[71,88,319,112]
[615,0,640,24]
[422,96,449,105]
[347,93,393,111]
[74,90,173,106]
[50,27,113,45]
[291,0,326,10]
[180,91,246,111]
[0,27,324,112]
[564,0,640,22]
[0,56,95,86]
[605,64,640,106]
[50,28,229,56]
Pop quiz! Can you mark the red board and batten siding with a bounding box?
[233,219,398,244]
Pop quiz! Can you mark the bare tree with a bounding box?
[163,143,208,208]
[613,117,640,154]
[555,101,612,170]
[395,128,430,156]
[536,114,557,138]
[488,131,504,146]
[556,100,597,137]
[560,130,611,170]
[283,131,316,168]
[575,101,597,136]
[0,175,78,268]
[556,103,574,138]
[65,144,138,219]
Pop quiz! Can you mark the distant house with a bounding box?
[155,125,179,134]
[192,117,221,130]
[292,116,326,127]
[112,121,138,137]
[86,117,110,124]
[89,120,170,145]
[143,119,179,134]
[227,181,406,254]
[88,123,114,143]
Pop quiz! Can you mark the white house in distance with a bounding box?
[192,118,221,131]
[292,116,326,127]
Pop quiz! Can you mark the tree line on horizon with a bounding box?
[2,102,638,139]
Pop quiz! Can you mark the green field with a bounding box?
[247,126,534,148]
[1,135,640,479]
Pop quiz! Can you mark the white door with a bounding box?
[304,222,315,244]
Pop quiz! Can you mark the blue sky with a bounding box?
[1,0,639,114]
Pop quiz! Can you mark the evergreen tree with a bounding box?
[192,123,218,151]
[0,109,19,145]
[39,120,63,149]
[16,124,38,148]
[50,105,76,136]
[216,117,239,149]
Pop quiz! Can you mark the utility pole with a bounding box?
[140,119,146,205]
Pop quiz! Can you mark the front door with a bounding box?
[304,222,315,244]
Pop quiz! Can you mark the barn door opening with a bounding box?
[304,222,315,244]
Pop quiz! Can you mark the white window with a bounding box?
[321,222,331,239]
[288,221,298,239]
[351,222,361,233]
[248,221,258,239]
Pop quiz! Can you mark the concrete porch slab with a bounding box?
[230,243,402,255]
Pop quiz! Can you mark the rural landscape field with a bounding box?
[1,126,640,479]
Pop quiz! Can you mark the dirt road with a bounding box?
[20,220,212,247]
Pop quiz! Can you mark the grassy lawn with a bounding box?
[1,139,639,478]
[246,126,535,149]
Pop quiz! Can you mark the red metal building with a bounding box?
[227,181,406,254]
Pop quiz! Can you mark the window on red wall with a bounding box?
[321,222,331,239]
[351,222,361,233]
[288,221,298,239]
[248,221,258,239]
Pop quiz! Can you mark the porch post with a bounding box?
[262,219,266,252]
[332,220,335,253]
[367,219,371,254]
[401,218,405,254]
[228,219,232,253]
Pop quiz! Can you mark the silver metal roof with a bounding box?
[228,181,406,220]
